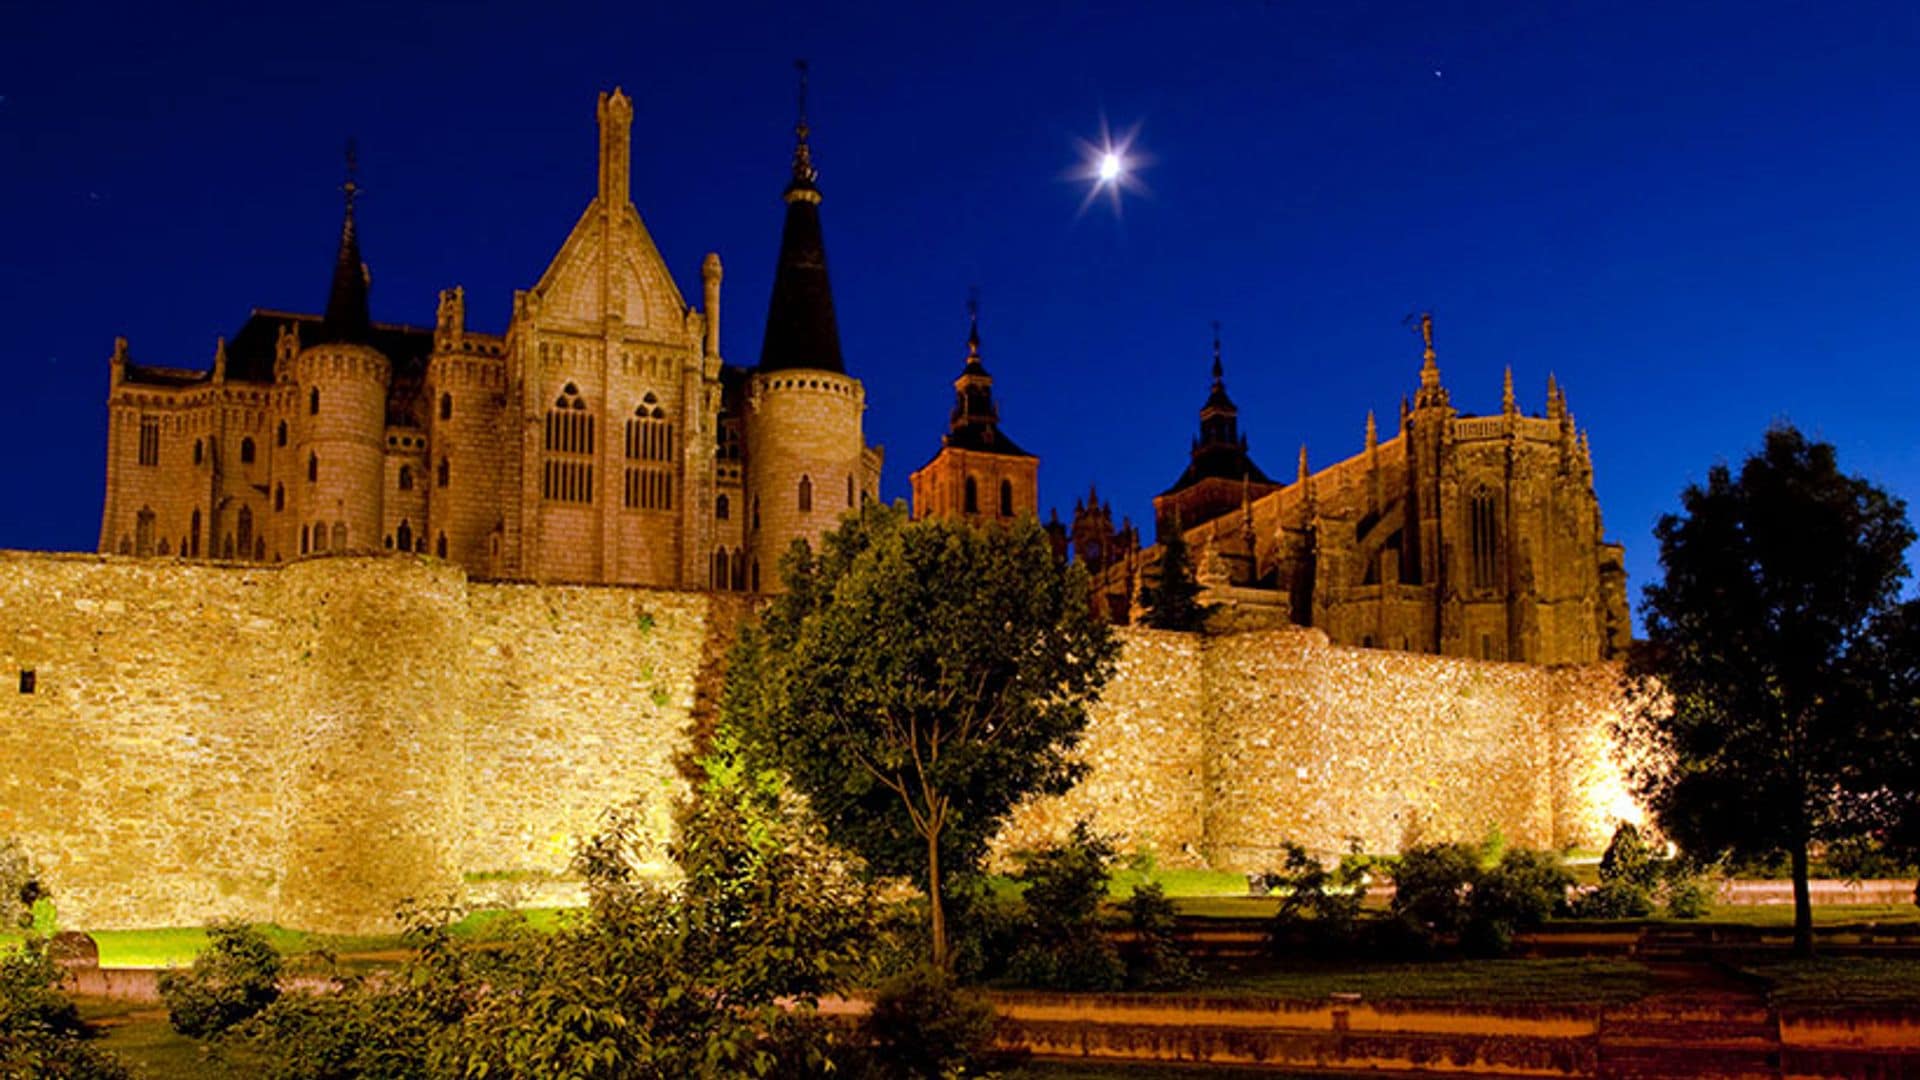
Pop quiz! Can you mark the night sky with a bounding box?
[6,1,1919,616]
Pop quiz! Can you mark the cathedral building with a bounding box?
[1079,315,1630,665]
[97,89,881,593]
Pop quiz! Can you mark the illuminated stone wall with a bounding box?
[1002,625,1634,870]
[0,553,1628,931]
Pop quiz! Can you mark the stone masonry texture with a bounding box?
[0,552,1633,932]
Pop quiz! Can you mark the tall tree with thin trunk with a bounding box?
[1625,425,1916,956]
[723,504,1118,969]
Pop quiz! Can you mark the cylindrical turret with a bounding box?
[702,253,722,360]
[291,343,389,555]
[427,287,506,571]
[744,370,864,592]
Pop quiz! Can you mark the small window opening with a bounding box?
[18,669,35,694]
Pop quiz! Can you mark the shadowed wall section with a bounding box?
[0,554,1632,931]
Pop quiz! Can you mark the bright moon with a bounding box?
[1070,118,1149,217]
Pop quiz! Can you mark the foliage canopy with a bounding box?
[725,504,1119,967]
[1625,424,1920,954]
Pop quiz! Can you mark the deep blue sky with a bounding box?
[6,1,1919,614]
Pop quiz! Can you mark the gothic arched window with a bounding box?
[798,475,813,513]
[716,494,730,520]
[240,437,255,465]
[436,458,449,488]
[542,383,594,503]
[276,421,288,447]
[847,475,855,508]
[274,484,284,512]
[999,479,1013,518]
[398,466,413,491]
[963,477,979,515]
[440,393,453,421]
[135,507,156,557]
[190,509,202,557]
[396,520,412,553]
[623,394,673,510]
[1469,489,1498,591]
[309,388,320,415]
[307,452,318,483]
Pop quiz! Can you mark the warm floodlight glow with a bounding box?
[1068,116,1151,217]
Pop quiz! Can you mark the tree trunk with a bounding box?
[927,828,947,970]
[1790,840,1814,958]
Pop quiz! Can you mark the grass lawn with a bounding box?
[2,906,572,968]
[1200,957,1654,1007]
[1746,957,1920,1010]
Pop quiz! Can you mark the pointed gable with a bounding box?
[527,89,688,336]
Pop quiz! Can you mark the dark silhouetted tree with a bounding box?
[1625,425,1917,956]
[724,503,1119,969]
[1138,522,1215,631]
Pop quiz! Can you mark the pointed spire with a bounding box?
[1297,444,1310,484]
[321,139,372,344]
[1546,373,1564,420]
[212,336,227,382]
[787,59,818,201]
[1502,365,1516,416]
[596,88,634,206]
[759,61,844,374]
[1365,410,1378,453]
[1210,320,1224,383]
[1412,311,1447,410]
[965,287,983,368]
[944,290,1027,455]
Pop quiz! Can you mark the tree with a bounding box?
[1137,517,1216,631]
[1625,424,1917,955]
[725,503,1120,969]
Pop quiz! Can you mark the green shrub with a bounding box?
[160,920,283,1038]
[0,935,133,1079]
[1662,862,1714,918]
[1267,842,1368,957]
[1003,823,1123,991]
[863,964,998,1080]
[1464,849,1573,956]
[1599,823,1660,891]
[1389,842,1480,947]
[1120,882,1194,990]
[1824,835,1916,881]
[1571,880,1656,918]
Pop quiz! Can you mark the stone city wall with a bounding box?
[0,553,1631,932]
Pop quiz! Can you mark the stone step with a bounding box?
[1599,1043,1780,1080]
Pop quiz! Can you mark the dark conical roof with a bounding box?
[758,70,844,374]
[320,145,372,344]
[759,192,844,373]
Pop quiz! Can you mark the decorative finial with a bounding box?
[1409,310,1445,408]
[1502,365,1516,416]
[342,138,360,215]
[789,59,816,191]
[213,336,227,382]
[967,285,981,355]
[1210,320,1223,382]
[1297,444,1310,484]
[1365,410,1378,452]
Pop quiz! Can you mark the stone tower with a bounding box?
[287,157,388,558]
[1153,328,1280,541]
[909,305,1037,523]
[743,69,881,592]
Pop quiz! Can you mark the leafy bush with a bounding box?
[1599,823,1661,892]
[863,964,998,1080]
[1267,843,1368,957]
[1119,882,1194,989]
[1388,842,1480,948]
[251,744,880,1079]
[0,838,47,931]
[1463,849,1573,956]
[1003,823,1124,991]
[1572,880,1656,918]
[159,921,282,1038]
[1663,865,1714,919]
[1823,835,1916,882]
[0,919,131,1078]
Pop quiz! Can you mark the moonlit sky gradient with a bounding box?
[5,2,1920,619]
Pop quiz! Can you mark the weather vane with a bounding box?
[342,137,360,208]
